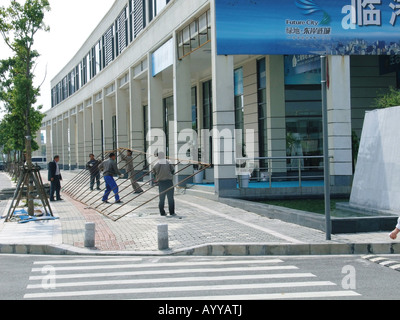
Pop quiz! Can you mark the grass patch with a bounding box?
[262,198,349,215]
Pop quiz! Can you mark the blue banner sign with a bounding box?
[215,0,400,55]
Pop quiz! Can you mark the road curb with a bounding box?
[2,242,400,256]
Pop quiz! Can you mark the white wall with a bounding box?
[350,106,400,212]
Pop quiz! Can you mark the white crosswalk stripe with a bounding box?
[24,257,361,300]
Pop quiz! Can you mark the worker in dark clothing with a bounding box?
[98,153,124,204]
[120,150,144,194]
[86,153,101,191]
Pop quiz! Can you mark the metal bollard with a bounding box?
[158,224,169,250]
[84,222,96,248]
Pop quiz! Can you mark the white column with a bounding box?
[51,120,57,159]
[33,130,42,158]
[84,105,93,158]
[57,118,63,166]
[130,73,145,167]
[93,101,103,158]
[77,109,84,168]
[147,57,165,165]
[62,116,69,169]
[103,89,114,152]
[210,0,237,194]
[46,124,52,163]
[69,114,77,170]
[173,38,194,186]
[327,55,353,186]
[116,85,129,149]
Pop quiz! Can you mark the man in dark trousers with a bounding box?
[152,151,175,216]
[48,155,63,201]
[98,152,124,204]
[120,149,144,194]
[86,153,101,191]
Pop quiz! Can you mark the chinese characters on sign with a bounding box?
[390,0,400,25]
[215,0,400,56]
[353,0,382,26]
[342,0,400,27]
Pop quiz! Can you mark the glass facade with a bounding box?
[284,55,323,170]
[234,67,244,156]
[257,58,267,169]
[51,0,171,108]
[163,96,174,156]
[191,86,197,132]
[202,80,213,164]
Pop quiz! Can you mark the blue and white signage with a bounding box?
[215,0,400,55]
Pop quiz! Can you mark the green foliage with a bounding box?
[0,0,50,157]
[374,87,400,109]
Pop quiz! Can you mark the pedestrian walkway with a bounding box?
[0,171,399,256]
[23,256,360,300]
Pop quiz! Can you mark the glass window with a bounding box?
[116,6,128,57]
[202,80,213,164]
[284,55,323,170]
[257,58,267,168]
[95,41,101,75]
[75,65,80,91]
[81,55,87,86]
[103,25,115,67]
[191,86,198,132]
[143,105,148,163]
[62,76,68,101]
[156,0,167,15]
[67,72,72,96]
[86,53,91,82]
[148,0,153,22]
[112,115,117,151]
[51,87,56,108]
[234,68,244,156]
[57,82,61,104]
[70,69,75,95]
[133,0,146,38]
[163,95,174,156]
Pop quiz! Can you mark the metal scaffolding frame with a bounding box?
[62,148,210,221]
[5,165,53,222]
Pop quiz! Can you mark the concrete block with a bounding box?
[29,245,46,255]
[248,245,266,255]
[286,244,310,255]
[353,244,371,254]
[225,245,247,256]
[310,244,331,255]
[265,245,288,255]
[157,224,169,250]
[15,245,28,254]
[329,243,352,255]
[391,243,400,254]
[84,222,96,248]
[210,245,226,255]
[371,243,392,254]
[0,244,14,254]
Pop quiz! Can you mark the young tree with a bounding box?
[0,0,50,217]
[0,0,50,167]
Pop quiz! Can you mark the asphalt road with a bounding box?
[1,254,400,304]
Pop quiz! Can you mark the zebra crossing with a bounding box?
[363,255,400,272]
[23,256,361,300]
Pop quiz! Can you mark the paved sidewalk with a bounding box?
[0,171,399,256]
